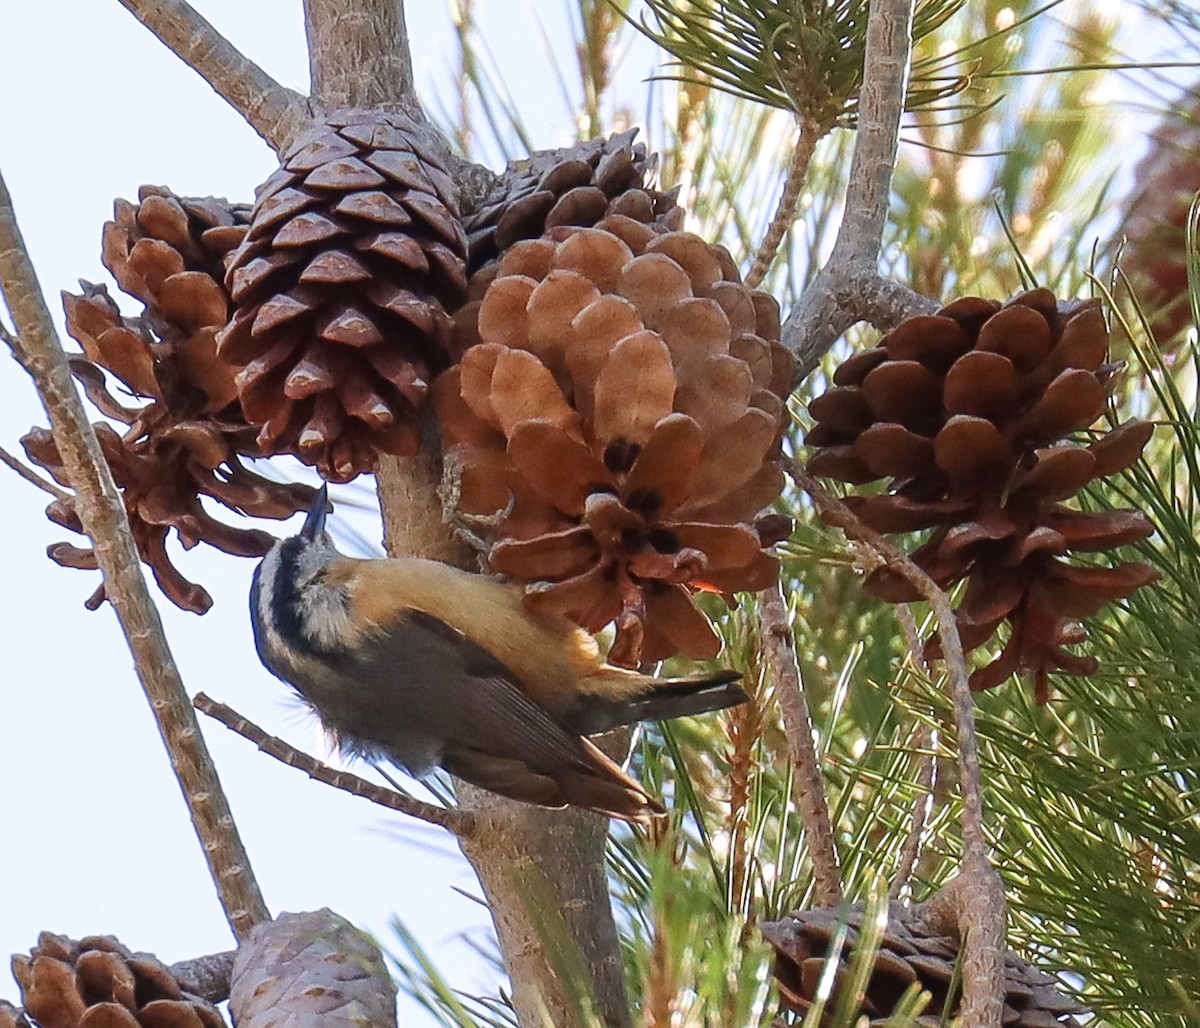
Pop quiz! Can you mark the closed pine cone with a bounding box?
[229,911,395,1028]
[806,289,1157,699]
[437,223,792,667]
[218,110,468,482]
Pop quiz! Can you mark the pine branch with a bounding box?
[168,950,237,1004]
[303,0,417,109]
[194,693,473,835]
[115,0,308,153]
[789,459,1004,1025]
[782,0,938,380]
[0,168,269,940]
[745,116,820,289]
[0,440,70,501]
[378,453,631,1026]
[758,579,843,907]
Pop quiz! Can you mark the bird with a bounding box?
[249,485,748,822]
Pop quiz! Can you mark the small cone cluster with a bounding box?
[1121,80,1200,342]
[437,223,792,666]
[761,905,1086,1025]
[25,188,315,613]
[229,911,396,1028]
[806,289,1157,699]
[217,110,468,481]
[10,932,225,1028]
[463,129,681,275]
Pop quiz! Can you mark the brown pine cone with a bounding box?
[806,289,1157,700]
[26,284,313,614]
[101,185,251,416]
[217,110,468,482]
[10,932,226,1028]
[463,129,682,273]
[1121,80,1200,343]
[437,224,792,667]
[761,904,1087,1026]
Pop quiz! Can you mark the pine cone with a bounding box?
[437,223,792,666]
[1121,80,1200,343]
[25,283,313,614]
[229,910,396,1028]
[218,110,468,482]
[806,289,1157,700]
[10,932,226,1028]
[463,129,681,274]
[761,905,1087,1026]
[100,184,251,416]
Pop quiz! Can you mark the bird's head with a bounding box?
[251,484,351,662]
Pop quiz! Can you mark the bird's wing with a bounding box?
[345,608,662,822]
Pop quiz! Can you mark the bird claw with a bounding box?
[438,454,513,556]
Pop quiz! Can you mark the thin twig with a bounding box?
[782,0,938,379]
[791,459,1003,1024]
[194,693,472,835]
[0,442,70,501]
[758,579,843,907]
[746,117,820,289]
[0,167,269,940]
[890,721,937,900]
[890,604,939,900]
[115,0,308,153]
[788,460,984,850]
[920,853,1007,1027]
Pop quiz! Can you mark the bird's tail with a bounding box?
[565,670,747,735]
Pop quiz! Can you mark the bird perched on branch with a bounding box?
[249,486,747,822]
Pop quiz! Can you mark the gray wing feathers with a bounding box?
[334,608,658,819]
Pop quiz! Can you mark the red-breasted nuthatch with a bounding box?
[250,486,747,822]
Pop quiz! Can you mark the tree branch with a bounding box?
[789,459,1004,1025]
[115,0,308,154]
[0,167,269,940]
[0,440,70,501]
[782,0,938,380]
[303,0,417,109]
[746,117,821,289]
[194,692,472,835]
[377,453,633,1027]
[757,579,843,907]
[168,950,237,1004]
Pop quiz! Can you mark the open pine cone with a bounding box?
[217,110,468,481]
[806,289,1157,699]
[24,273,313,614]
[10,932,225,1028]
[437,223,792,667]
[463,129,681,274]
[761,904,1086,1026]
[101,184,250,416]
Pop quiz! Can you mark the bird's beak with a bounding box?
[300,484,332,542]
